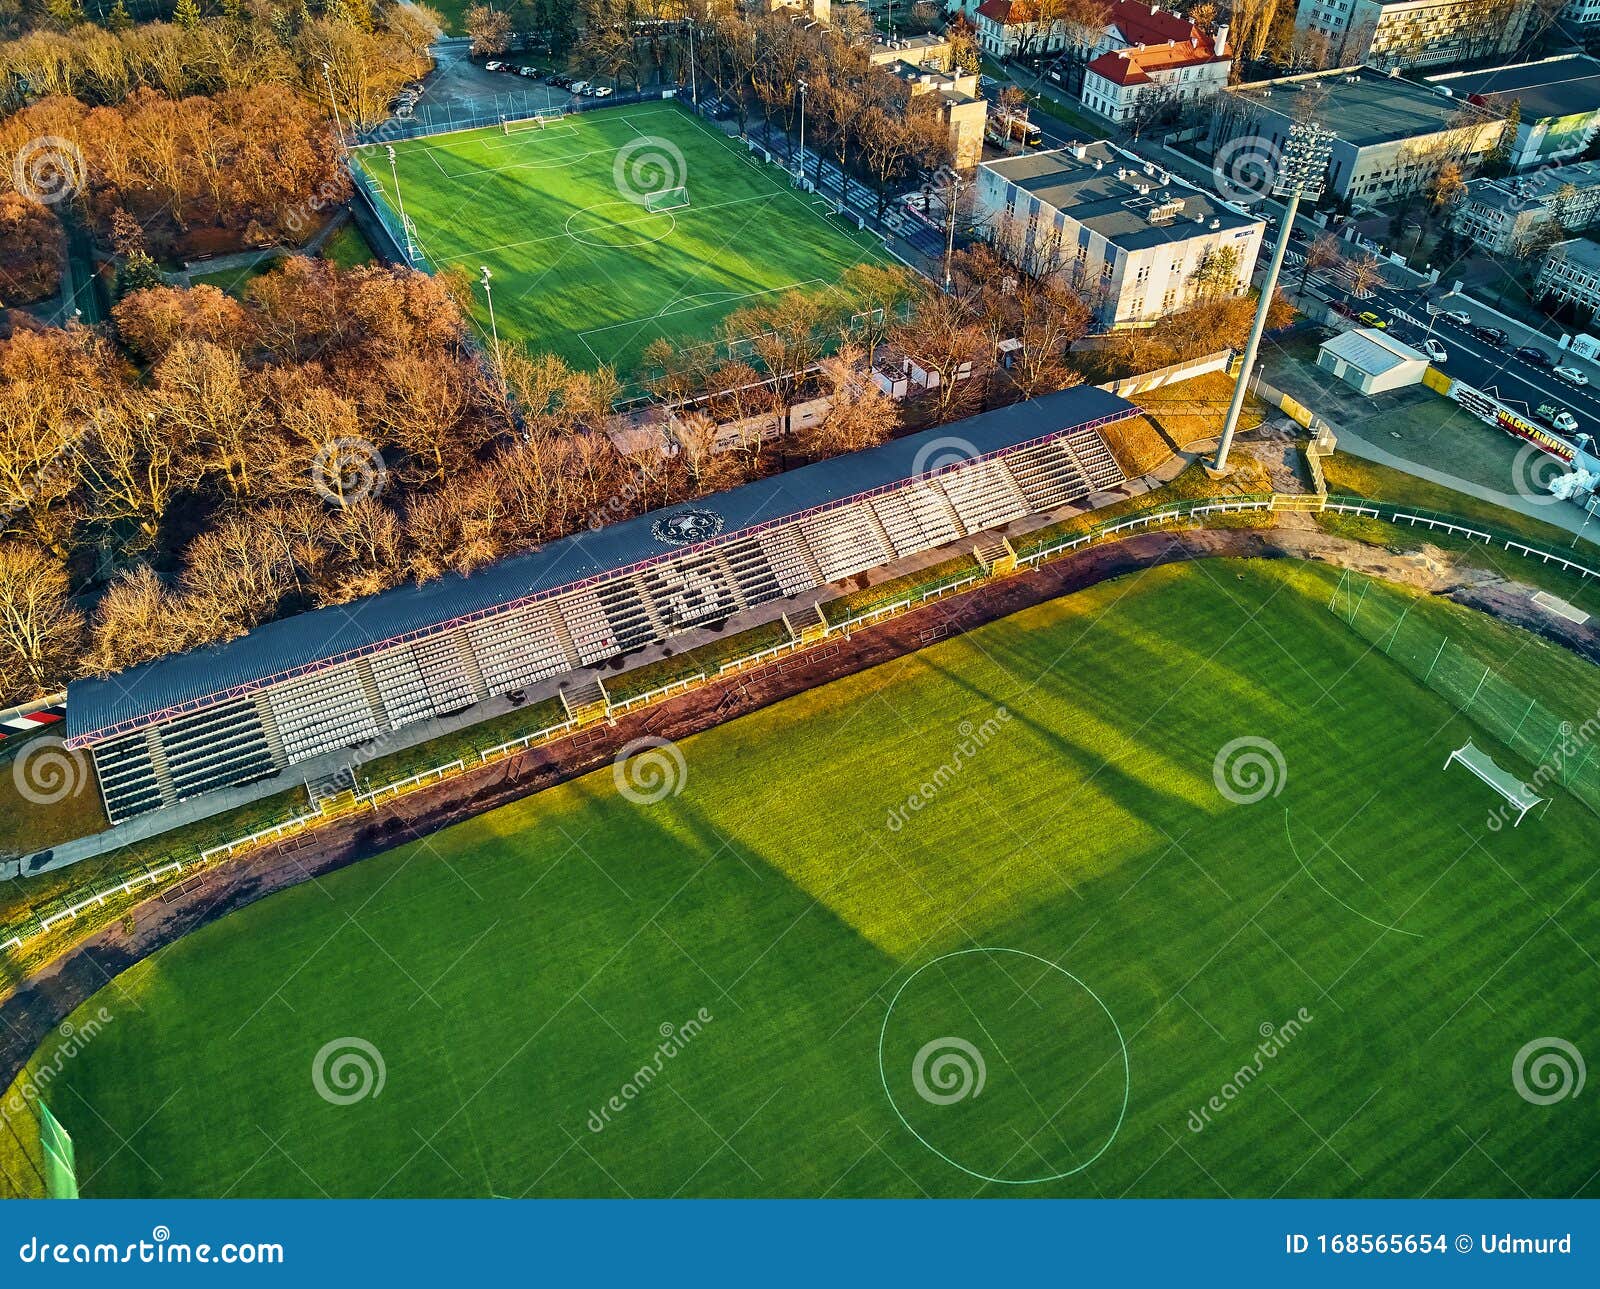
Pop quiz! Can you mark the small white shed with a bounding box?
[1316,328,1429,395]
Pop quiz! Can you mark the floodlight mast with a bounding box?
[385,144,416,263]
[1212,122,1334,474]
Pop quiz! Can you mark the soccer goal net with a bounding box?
[645,185,690,213]
[1445,742,1543,826]
[503,112,561,134]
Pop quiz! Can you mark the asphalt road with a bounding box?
[1314,275,1600,447]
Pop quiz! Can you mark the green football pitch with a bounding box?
[353,101,891,379]
[7,560,1597,1198]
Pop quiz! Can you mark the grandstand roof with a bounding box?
[66,386,1137,746]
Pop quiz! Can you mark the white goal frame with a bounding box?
[645,185,691,213]
[1444,740,1543,825]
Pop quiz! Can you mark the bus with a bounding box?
[986,109,1042,151]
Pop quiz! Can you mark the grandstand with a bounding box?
[65,388,1135,824]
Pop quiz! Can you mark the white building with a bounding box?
[1452,161,1600,256]
[1317,327,1429,393]
[1536,238,1600,317]
[1294,0,1534,70]
[1080,25,1231,128]
[974,142,1266,328]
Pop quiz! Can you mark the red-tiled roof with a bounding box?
[1085,40,1225,86]
[1105,0,1202,46]
[976,0,1012,21]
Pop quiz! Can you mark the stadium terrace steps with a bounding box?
[68,390,1139,824]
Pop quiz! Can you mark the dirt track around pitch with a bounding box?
[3,525,1596,1087]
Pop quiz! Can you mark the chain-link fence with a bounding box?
[1329,571,1600,816]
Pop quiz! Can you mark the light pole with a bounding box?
[480,265,500,368]
[796,77,808,183]
[687,20,698,108]
[322,61,348,150]
[385,145,416,262]
[1213,121,1335,475]
[942,172,964,292]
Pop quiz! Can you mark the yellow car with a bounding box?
[1357,311,1387,329]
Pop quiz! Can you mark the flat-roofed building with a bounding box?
[1294,0,1534,71]
[974,142,1265,326]
[1536,237,1600,317]
[1452,161,1600,255]
[1429,56,1600,169]
[1214,67,1502,204]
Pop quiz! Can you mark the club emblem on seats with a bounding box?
[651,508,724,546]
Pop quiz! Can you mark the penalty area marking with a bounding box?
[1531,591,1589,625]
[1283,808,1422,939]
[877,946,1129,1186]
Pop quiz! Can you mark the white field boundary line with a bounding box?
[1532,591,1590,623]
[575,276,831,346]
[429,190,784,264]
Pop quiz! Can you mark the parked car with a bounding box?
[1537,404,1580,434]
[517,66,541,78]
[1514,345,1553,368]
[1554,365,1590,386]
[592,85,614,97]
[1442,309,1472,325]
[1288,226,1308,243]
[1357,311,1388,329]
[484,60,509,72]
[1473,325,1508,345]
[570,80,591,93]
[1424,338,1447,363]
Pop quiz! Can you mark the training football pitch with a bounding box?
[9,560,1597,1198]
[353,101,891,379]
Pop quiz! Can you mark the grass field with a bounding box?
[354,101,890,379]
[5,559,1597,1199]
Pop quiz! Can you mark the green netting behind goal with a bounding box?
[0,1093,76,1199]
[39,1101,78,1199]
[1328,572,1600,816]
